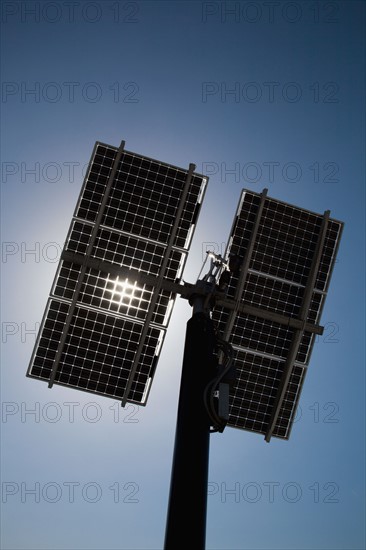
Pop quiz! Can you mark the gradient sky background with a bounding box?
[1,1,365,549]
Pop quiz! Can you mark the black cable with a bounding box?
[203,336,234,432]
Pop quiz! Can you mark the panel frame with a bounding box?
[212,188,344,440]
[27,140,208,406]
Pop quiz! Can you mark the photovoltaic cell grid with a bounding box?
[27,141,207,404]
[212,189,343,439]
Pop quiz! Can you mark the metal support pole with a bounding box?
[164,299,218,550]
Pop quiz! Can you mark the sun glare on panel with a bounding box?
[105,276,148,311]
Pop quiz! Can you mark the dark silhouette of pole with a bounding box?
[164,299,218,550]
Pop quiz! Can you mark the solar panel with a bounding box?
[27,141,207,405]
[212,189,343,440]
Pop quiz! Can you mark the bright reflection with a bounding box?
[105,276,149,311]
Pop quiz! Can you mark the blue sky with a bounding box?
[1,1,365,549]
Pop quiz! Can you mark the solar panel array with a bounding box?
[212,189,343,440]
[27,141,207,405]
